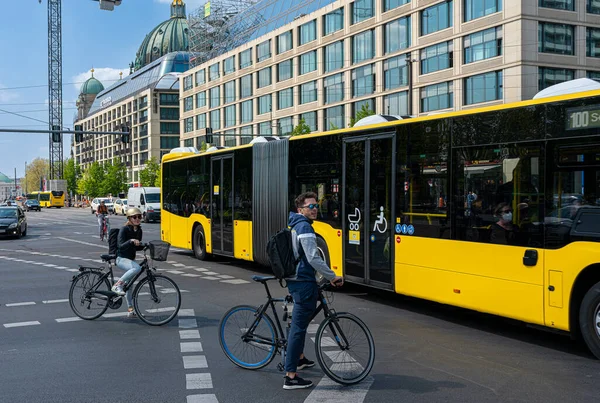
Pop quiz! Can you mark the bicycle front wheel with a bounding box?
[133,274,181,326]
[315,312,375,385]
[219,305,277,370]
[69,271,111,320]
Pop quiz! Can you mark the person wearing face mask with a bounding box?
[490,202,520,245]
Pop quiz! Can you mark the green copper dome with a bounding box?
[0,172,12,183]
[134,0,189,71]
[80,71,105,95]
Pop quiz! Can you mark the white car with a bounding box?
[114,198,128,215]
[91,197,115,214]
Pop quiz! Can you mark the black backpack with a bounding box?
[266,227,300,280]
[108,228,120,256]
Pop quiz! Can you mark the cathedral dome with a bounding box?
[80,71,104,95]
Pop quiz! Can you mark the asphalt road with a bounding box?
[0,208,598,403]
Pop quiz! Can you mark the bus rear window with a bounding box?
[51,191,64,197]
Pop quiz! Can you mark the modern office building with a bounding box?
[0,172,20,201]
[180,0,600,147]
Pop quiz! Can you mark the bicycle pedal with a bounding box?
[277,363,284,372]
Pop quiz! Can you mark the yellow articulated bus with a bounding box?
[26,191,65,208]
[162,89,600,359]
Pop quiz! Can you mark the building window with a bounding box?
[184,139,194,147]
[209,86,220,108]
[277,59,293,82]
[240,48,252,68]
[160,136,179,149]
[160,122,180,134]
[539,67,574,90]
[384,0,410,11]
[324,73,344,104]
[588,70,600,79]
[353,99,375,119]
[224,80,236,103]
[240,74,252,98]
[160,107,179,120]
[465,0,501,22]
[258,67,272,88]
[588,0,600,13]
[278,117,293,136]
[539,22,574,55]
[195,69,206,86]
[196,114,206,130]
[278,88,294,110]
[352,0,374,24]
[352,30,375,64]
[210,109,221,130]
[224,56,235,75]
[464,26,502,64]
[196,91,206,108]
[587,27,600,57]
[184,117,194,133]
[300,51,317,75]
[183,75,193,91]
[241,100,253,123]
[299,20,316,45]
[277,31,293,54]
[184,96,193,112]
[385,16,410,54]
[383,91,408,115]
[224,130,236,147]
[300,81,318,104]
[259,121,272,135]
[224,105,236,127]
[257,39,271,62]
[324,41,344,72]
[420,81,453,112]
[352,64,375,97]
[421,1,453,36]
[384,55,408,90]
[324,105,345,129]
[539,0,573,11]
[241,125,253,144]
[323,8,344,35]
[258,94,271,115]
[209,62,220,81]
[464,71,503,105]
[300,111,317,132]
[160,93,178,105]
[420,41,453,74]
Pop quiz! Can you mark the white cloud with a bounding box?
[72,67,131,94]
[0,82,19,104]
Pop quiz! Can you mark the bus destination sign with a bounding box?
[566,106,600,130]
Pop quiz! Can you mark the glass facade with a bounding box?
[464,71,503,105]
[210,109,221,130]
[224,80,236,103]
[277,31,293,54]
[277,59,293,82]
[224,105,236,127]
[384,0,410,12]
[299,20,317,45]
[538,23,574,55]
[240,74,252,98]
[240,125,253,144]
[589,0,600,13]
[300,51,317,75]
[210,86,220,108]
[196,113,206,130]
[278,116,293,135]
[209,62,220,81]
[384,55,408,90]
[539,67,574,90]
[352,64,375,97]
[420,81,453,112]
[240,49,252,69]
[324,8,344,35]
[324,41,344,72]
[352,0,374,24]
[464,0,501,22]
[258,67,272,88]
[587,70,600,79]
[420,41,453,74]
[196,91,206,108]
[225,131,236,147]
[539,0,573,11]
[301,111,317,132]
[324,73,344,104]
[183,75,193,91]
[385,17,410,54]
[300,81,318,104]
[464,27,502,64]
[353,30,375,64]
[224,56,235,75]
[259,121,272,135]
[161,122,180,134]
[587,27,600,57]
[257,39,272,62]
[324,105,345,129]
[185,117,193,133]
[241,100,253,123]
[160,93,178,105]
[258,94,271,114]
[195,69,205,86]
[421,1,453,36]
[383,91,408,115]
[184,96,193,112]
[278,88,294,110]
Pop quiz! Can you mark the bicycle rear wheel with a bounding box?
[315,312,375,385]
[219,305,277,370]
[133,274,181,326]
[69,271,111,320]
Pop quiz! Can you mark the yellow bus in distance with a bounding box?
[26,191,65,208]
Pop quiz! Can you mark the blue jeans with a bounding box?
[116,257,142,307]
[284,281,318,373]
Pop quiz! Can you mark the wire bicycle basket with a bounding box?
[149,240,170,261]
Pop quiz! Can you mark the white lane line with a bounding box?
[180,330,201,339]
[203,271,218,275]
[4,321,41,328]
[183,355,208,369]
[55,266,68,269]
[57,237,105,248]
[181,274,202,277]
[5,302,36,307]
[45,264,58,267]
[179,319,198,329]
[187,395,218,403]
[181,342,203,353]
[220,279,250,284]
[66,269,80,272]
[103,312,128,318]
[43,299,69,304]
[178,309,196,317]
[186,373,213,389]
[145,307,176,313]
[171,263,186,267]
[217,275,234,279]
[166,261,178,264]
[304,376,375,403]
[193,268,208,272]
[56,317,82,323]
[200,276,220,281]
[167,270,185,274]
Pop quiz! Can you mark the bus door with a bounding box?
[211,155,234,256]
[342,133,395,289]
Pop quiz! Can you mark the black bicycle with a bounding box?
[68,240,181,326]
[218,275,375,385]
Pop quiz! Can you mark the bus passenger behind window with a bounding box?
[490,202,519,245]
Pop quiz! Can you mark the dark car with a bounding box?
[0,206,27,238]
[24,199,41,212]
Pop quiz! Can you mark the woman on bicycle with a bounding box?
[97,200,109,240]
[111,207,144,317]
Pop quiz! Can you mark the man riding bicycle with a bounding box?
[97,200,109,240]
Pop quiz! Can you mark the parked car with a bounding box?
[24,199,41,212]
[0,206,27,238]
[114,198,128,215]
[90,197,115,214]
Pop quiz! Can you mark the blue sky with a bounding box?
[0,0,204,178]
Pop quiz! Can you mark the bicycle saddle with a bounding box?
[101,254,116,262]
[251,275,277,282]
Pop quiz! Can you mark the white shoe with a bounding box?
[111,284,125,296]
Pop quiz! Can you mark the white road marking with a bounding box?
[145,307,176,313]
[187,394,218,403]
[180,330,201,339]
[186,373,212,389]
[4,321,41,328]
[178,309,195,317]
[179,319,198,329]
[56,317,82,323]
[181,342,203,353]
[304,376,375,403]
[217,275,234,279]
[183,355,208,369]
[193,268,208,272]
[171,263,187,267]
[181,274,202,277]
[167,270,185,274]
[308,324,320,333]
[220,279,250,284]
[203,271,218,275]
[310,336,338,347]
[103,312,129,318]
[5,302,36,307]
[166,261,178,264]
[43,299,69,304]
[200,276,220,281]
[57,237,105,248]
[45,264,58,267]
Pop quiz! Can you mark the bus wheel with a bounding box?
[579,281,600,359]
[193,225,209,260]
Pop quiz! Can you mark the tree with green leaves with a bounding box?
[290,118,312,136]
[102,159,128,196]
[350,103,375,127]
[78,161,106,198]
[25,158,49,194]
[63,158,80,197]
[139,157,161,187]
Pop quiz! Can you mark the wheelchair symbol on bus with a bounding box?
[373,206,387,233]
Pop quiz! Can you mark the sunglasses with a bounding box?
[130,215,142,219]
[302,204,319,210]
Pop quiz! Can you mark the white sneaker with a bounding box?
[111,284,125,296]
